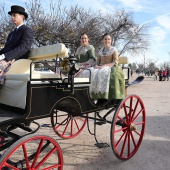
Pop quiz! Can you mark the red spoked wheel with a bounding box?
[51,111,87,139]
[0,134,63,169]
[111,94,146,160]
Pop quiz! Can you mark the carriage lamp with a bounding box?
[69,63,80,75]
[68,56,80,75]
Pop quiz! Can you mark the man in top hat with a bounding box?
[0,5,34,87]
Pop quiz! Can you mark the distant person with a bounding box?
[162,70,167,81]
[131,70,133,77]
[159,70,163,81]
[154,70,158,81]
[0,5,34,87]
[166,69,169,81]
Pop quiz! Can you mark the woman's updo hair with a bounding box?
[80,33,89,39]
[102,33,112,40]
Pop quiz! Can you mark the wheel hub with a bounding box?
[130,123,137,131]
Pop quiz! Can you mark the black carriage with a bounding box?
[0,43,146,169]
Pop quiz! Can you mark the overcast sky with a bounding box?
[3,0,170,66]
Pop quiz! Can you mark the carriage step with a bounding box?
[95,122,106,125]
[94,142,109,148]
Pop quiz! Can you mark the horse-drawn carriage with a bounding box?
[0,43,146,169]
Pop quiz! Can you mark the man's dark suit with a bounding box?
[0,24,34,61]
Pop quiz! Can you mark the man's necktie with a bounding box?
[10,28,17,41]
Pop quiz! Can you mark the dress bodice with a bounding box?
[97,46,118,65]
[75,45,95,63]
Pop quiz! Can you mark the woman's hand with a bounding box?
[79,62,91,68]
[95,65,104,69]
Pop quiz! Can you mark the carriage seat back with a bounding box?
[6,43,68,75]
[28,43,68,61]
[118,56,128,64]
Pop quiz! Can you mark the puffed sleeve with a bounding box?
[87,45,95,60]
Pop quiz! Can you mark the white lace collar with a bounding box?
[75,45,92,56]
[98,46,117,56]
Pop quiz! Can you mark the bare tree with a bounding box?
[0,2,15,47]
[102,10,150,56]
[0,0,150,58]
[160,61,170,70]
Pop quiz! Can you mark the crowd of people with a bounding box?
[155,69,169,81]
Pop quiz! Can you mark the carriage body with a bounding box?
[0,43,146,169]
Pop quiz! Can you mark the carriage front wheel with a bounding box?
[0,134,63,169]
[111,94,146,160]
[51,110,87,139]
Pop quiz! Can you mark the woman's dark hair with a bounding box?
[80,33,88,39]
[102,33,111,40]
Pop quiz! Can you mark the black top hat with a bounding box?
[8,5,28,19]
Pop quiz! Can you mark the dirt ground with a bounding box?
[2,74,169,169]
[34,73,170,170]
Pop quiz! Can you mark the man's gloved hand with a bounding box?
[0,54,5,61]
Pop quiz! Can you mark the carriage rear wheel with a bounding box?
[0,134,63,169]
[51,111,87,139]
[111,94,146,160]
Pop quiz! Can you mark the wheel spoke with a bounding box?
[129,97,133,122]
[74,118,80,131]
[117,115,128,126]
[128,131,131,157]
[55,115,69,128]
[135,121,145,126]
[22,143,30,168]
[132,108,144,122]
[120,131,128,156]
[35,147,57,169]
[71,117,73,136]
[134,130,142,137]
[123,103,129,123]
[115,130,126,147]
[114,126,128,133]
[62,116,71,136]
[3,162,20,170]
[131,99,139,121]
[31,139,44,168]
[130,131,137,148]
[53,114,69,126]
